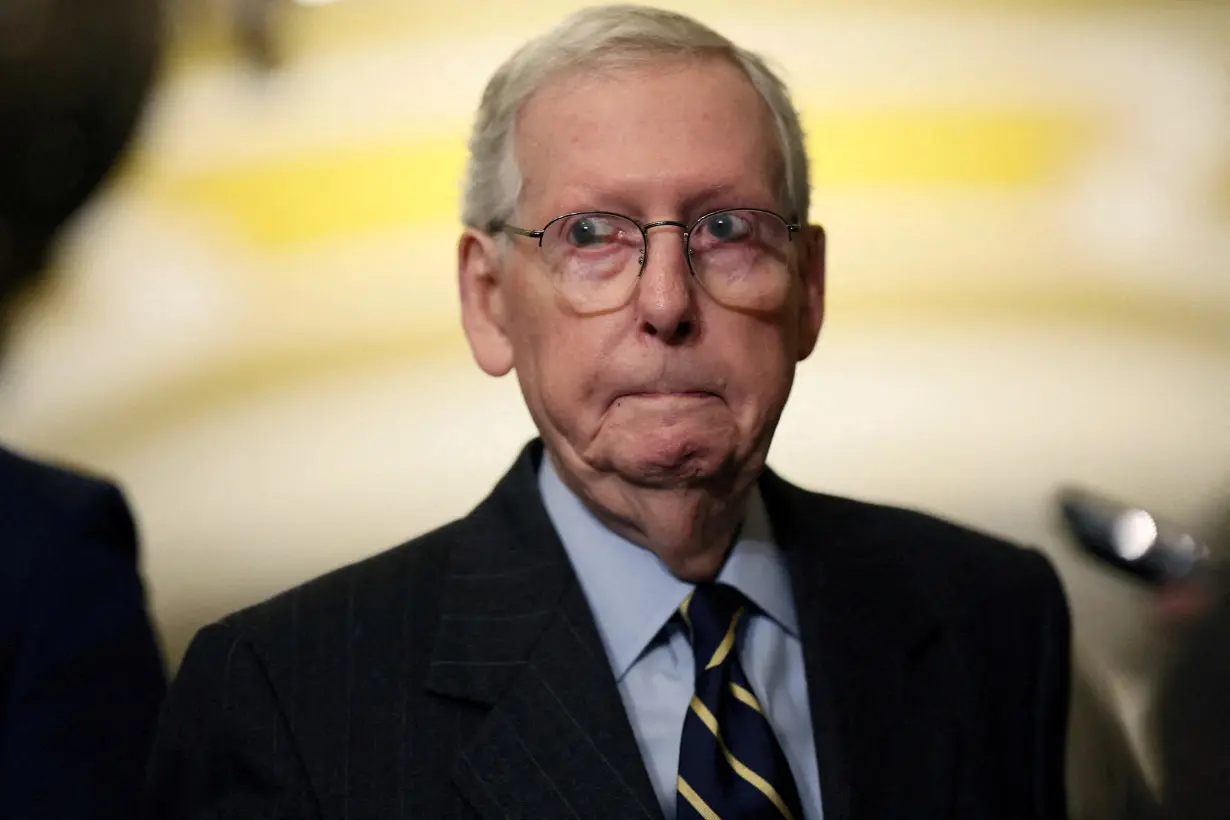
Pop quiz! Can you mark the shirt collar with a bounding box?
[538,455,800,682]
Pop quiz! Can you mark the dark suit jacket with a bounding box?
[0,446,166,819]
[146,441,1070,819]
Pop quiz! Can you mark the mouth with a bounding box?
[613,390,721,405]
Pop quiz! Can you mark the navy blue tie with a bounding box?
[676,583,804,820]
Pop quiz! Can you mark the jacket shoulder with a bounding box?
[843,493,1057,585]
[769,475,1066,619]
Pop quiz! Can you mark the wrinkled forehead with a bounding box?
[513,56,785,220]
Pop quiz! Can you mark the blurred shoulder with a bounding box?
[0,445,127,518]
[0,445,141,636]
[0,444,136,561]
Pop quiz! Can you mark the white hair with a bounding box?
[461,4,810,232]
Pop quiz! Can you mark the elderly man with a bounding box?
[147,6,1071,819]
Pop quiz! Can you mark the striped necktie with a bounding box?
[676,583,804,820]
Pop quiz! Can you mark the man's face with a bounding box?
[461,57,824,491]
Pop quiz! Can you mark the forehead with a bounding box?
[514,56,782,217]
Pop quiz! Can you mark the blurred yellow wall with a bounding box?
[0,0,1227,792]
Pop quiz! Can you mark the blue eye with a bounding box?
[703,212,752,242]
[567,216,615,247]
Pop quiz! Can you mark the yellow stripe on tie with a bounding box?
[678,776,724,820]
[706,607,744,670]
[730,683,764,714]
[691,696,722,737]
[688,697,797,820]
[680,591,694,628]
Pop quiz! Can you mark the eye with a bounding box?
[701,211,753,242]
[565,215,619,247]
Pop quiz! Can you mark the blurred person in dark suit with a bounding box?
[146,6,1071,819]
[1066,667,1158,820]
[1153,506,1230,820]
[0,0,166,817]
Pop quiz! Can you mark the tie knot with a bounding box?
[679,583,747,673]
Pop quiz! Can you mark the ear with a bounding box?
[796,223,826,362]
[458,228,515,376]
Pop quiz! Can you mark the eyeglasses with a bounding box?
[493,208,801,313]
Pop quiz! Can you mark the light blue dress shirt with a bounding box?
[538,457,824,820]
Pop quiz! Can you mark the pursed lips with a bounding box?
[612,390,721,403]
[621,390,713,396]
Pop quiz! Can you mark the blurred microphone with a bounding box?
[1058,486,1214,586]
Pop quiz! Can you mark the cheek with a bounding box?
[720,321,798,413]
[515,310,620,432]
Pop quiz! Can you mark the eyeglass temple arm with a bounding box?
[491,222,544,239]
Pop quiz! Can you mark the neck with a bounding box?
[547,448,755,581]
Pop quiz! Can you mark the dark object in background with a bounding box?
[1067,668,1159,820]
[1058,486,1212,587]
[1154,508,1230,820]
[232,0,283,71]
[1156,586,1230,820]
[1059,486,1230,820]
[0,0,167,817]
[0,0,161,308]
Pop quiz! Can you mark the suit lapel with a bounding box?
[426,443,662,820]
[761,470,959,820]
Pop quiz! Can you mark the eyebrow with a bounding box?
[681,183,767,216]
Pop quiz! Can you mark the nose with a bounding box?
[635,222,696,343]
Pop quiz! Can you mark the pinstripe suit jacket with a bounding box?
[144,441,1070,820]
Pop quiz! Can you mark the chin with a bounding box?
[604,427,739,489]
